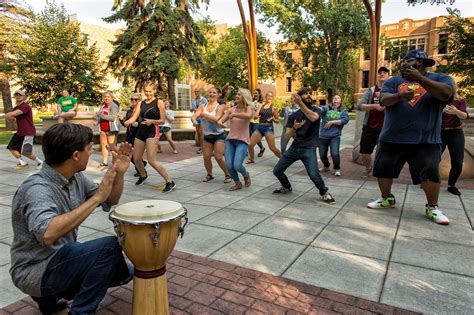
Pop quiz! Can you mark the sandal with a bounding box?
[229,183,242,191]
[98,163,108,168]
[202,174,214,182]
[257,147,265,157]
[224,175,232,183]
[244,173,251,187]
[245,159,254,164]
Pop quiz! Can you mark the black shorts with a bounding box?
[135,125,160,142]
[7,134,34,155]
[360,126,381,154]
[203,132,227,144]
[373,141,441,185]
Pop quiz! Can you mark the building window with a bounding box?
[438,34,448,54]
[409,39,417,51]
[286,77,292,92]
[363,48,370,60]
[285,52,293,70]
[417,38,425,51]
[362,71,370,89]
[319,99,326,106]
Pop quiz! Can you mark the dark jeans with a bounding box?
[38,236,132,315]
[280,127,290,154]
[441,129,465,187]
[273,145,328,196]
[319,137,341,170]
[249,122,264,149]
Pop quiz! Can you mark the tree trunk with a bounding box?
[0,72,15,130]
[327,88,333,102]
[167,75,176,106]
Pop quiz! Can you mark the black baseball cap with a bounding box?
[377,66,390,74]
[403,49,436,67]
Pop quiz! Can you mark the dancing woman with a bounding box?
[247,91,281,163]
[96,91,120,168]
[157,100,178,154]
[125,84,175,192]
[250,88,266,157]
[219,88,253,191]
[192,87,231,183]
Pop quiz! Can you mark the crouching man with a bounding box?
[10,123,133,314]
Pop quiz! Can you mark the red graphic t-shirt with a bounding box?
[99,104,110,132]
[13,102,36,136]
[367,86,385,129]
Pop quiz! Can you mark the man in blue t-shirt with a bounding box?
[368,49,454,225]
[191,88,208,154]
[272,87,335,204]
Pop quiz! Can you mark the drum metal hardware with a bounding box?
[179,216,188,238]
[150,223,160,247]
[113,221,125,245]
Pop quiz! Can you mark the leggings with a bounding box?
[441,128,465,187]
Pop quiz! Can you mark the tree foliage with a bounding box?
[256,0,369,100]
[13,0,106,107]
[436,8,473,97]
[106,0,208,103]
[199,25,279,94]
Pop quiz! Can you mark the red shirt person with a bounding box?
[0,90,43,169]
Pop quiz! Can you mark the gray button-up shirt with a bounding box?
[10,163,110,296]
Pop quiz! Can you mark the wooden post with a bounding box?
[362,0,382,87]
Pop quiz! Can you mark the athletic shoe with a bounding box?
[32,296,68,314]
[447,186,461,196]
[135,174,148,186]
[173,150,178,154]
[14,163,28,169]
[163,181,176,193]
[273,187,292,194]
[35,163,43,170]
[360,168,372,178]
[322,192,336,204]
[334,170,341,176]
[425,204,449,225]
[319,166,330,172]
[367,195,396,209]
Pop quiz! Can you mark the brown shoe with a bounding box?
[244,173,251,187]
[229,183,242,191]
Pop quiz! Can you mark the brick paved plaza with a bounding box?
[0,123,473,314]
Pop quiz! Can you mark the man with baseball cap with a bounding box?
[367,49,454,225]
[356,66,390,178]
[0,90,43,169]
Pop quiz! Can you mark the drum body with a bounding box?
[110,200,187,315]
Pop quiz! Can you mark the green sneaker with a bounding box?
[425,204,449,225]
[367,195,396,209]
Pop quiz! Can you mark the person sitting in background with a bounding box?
[318,95,349,176]
[55,89,78,123]
[441,92,469,196]
[0,90,43,169]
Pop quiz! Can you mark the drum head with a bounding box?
[112,200,185,223]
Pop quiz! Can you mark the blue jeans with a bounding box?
[319,137,341,170]
[273,145,328,196]
[39,236,132,315]
[280,127,290,154]
[249,123,264,149]
[225,139,249,183]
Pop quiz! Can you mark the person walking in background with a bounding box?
[280,101,299,154]
[219,88,253,191]
[247,91,282,163]
[193,87,231,183]
[272,88,335,204]
[119,93,147,176]
[157,100,178,154]
[367,49,454,225]
[250,88,266,158]
[95,91,120,168]
[55,89,78,123]
[125,83,176,192]
[0,90,43,169]
[319,95,349,176]
[441,92,468,196]
[191,88,207,154]
[356,67,390,178]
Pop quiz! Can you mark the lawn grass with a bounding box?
[0,131,13,145]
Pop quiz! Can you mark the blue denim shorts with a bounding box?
[256,124,274,136]
[204,132,227,144]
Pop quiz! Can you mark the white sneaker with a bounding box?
[367,195,396,209]
[35,163,43,170]
[425,205,449,225]
[319,166,330,172]
[14,163,28,169]
[334,170,341,176]
[322,192,336,204]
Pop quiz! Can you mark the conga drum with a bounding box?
[109,200,188,315]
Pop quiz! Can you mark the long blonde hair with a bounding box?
[238,88,253,107]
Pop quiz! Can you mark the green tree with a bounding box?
[436,8,473,98]
[256,0,369,100]
[106,0,208,104]
[0,0,33,129]
[13,0,106,107]
[199,25,279,95]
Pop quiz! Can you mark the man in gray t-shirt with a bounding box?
[10,123,133,314]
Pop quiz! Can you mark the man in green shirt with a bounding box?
[55,89,78,123]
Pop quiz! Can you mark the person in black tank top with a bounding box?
[124,84,176,192]
[247,91,282,163]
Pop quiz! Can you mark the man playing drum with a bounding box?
[10,123,133,315]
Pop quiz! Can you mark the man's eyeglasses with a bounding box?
[131,98,140,101]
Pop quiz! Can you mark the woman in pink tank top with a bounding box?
[219,88,254,191]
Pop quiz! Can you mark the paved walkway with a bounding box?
[0,122,473,314]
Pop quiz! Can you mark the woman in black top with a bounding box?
[125,84,175,192]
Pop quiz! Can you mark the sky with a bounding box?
[23,0,474,41]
